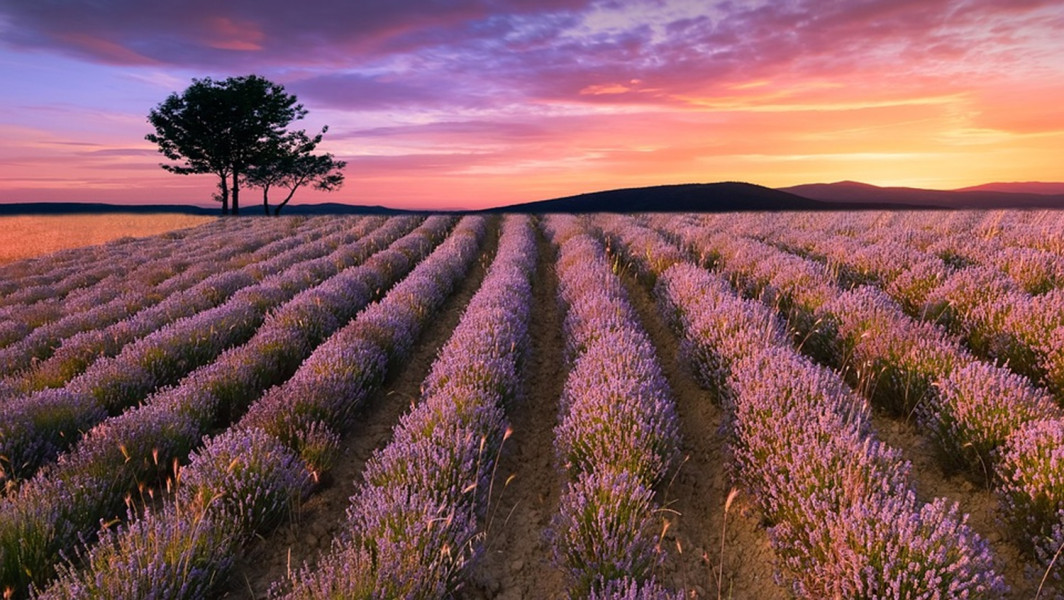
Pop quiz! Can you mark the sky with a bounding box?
[0,0,1062,211]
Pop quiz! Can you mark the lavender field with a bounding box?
[3,211,1064,599]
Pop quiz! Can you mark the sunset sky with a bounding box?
[1,0,1062,210]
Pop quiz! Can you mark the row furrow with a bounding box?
[0,216,465,599]
[601,214,1005,598]
[280,214,532,598]
[542,215,682,599]
[34,216,487,599]
[0,216,419,486]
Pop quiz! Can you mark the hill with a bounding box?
[7,180,1064,215]
[953,182,1064,195]
[486,182,899,213]
[780,181,1064,209]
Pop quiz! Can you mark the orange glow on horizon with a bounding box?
[1,0,1062,210]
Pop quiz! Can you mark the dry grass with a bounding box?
[0,214,216,264]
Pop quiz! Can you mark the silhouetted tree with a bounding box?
[145,75,306,215]
[245,127,346,216]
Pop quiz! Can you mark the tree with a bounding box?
[245,127,347,216]
[146,75,306,215]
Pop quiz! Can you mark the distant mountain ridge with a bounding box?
[3,180,1064,215]
[484,182,911,213]
[779,181,1064,209]
[954,182,1064,195]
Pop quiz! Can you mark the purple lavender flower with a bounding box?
[998,419,1064,559]
[39,504,240,600]
[925,362,1059,478]
[556,329,680,485]
[588,577,685,600]
[551,470,663,599]
[177,428,312,535]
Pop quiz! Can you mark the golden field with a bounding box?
[0,214,216,264]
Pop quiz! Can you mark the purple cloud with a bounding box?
[3,0,1059,113]
[0,0,594,68]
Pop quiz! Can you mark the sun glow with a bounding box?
[0,0,1061,209]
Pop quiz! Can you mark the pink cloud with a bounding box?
[1,0,1062,210]
[202,16,265,51]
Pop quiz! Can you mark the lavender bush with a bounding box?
[278,216,527,598]
[998,418,1064,588]
[587,576,684,600]
[556,329,680,484]
[544,217,681,598]
[176,428,312,535]
[925,362,1060,478]
[551,470,662,598]
[650,243,1005,598]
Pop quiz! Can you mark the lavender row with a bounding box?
[280,215,534,598]
[650,214,1064,593]
[656,221,1027,465]
[0,216,455,599]
[0,217,419,487]
[0,217,234,302]
[729,210,1064,269]
[0,216,397,398]
[0,217,315,387]
[655,261,1003,598]
[542,215,681,599]
[0,212,294,299]
[0,216,274,337]
[0,218,333,378]
[715,213,1064,395]
[819,273,1064,590]
[653,217,973,413]
[654,219,855,366]
[659,217,1064,522]
[664,222,970,414]
[0,216,232,288]
[783,218,1064,393]
[651,221,1034,468]
[599,215,1003,597]
[0,216,358,351]
[35,216,487,599]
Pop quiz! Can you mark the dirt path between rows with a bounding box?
[870,411,1039,598]
[460,221,568,600]
[223,217,501,599]
[617,266,789,600]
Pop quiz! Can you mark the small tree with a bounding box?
[146,75,306,215]
[245,127,347,216]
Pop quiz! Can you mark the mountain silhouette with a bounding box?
[780,181,1064,209]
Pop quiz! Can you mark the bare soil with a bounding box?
[459,221,568,599]
[223,217,501,599]
[618,266,789,600]
[871,411,1040,598]
[461,229,790,600]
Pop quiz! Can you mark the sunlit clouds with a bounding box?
[0,0,1062,209]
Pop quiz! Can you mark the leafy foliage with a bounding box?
[146,75,340,215]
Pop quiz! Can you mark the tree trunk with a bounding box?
[218,174,230,215]
[231,170,240,215]
[262,186,271,216]
[274,186,298,216]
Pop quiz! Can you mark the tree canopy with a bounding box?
[245,127,346,216]
[146,75,343,215]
